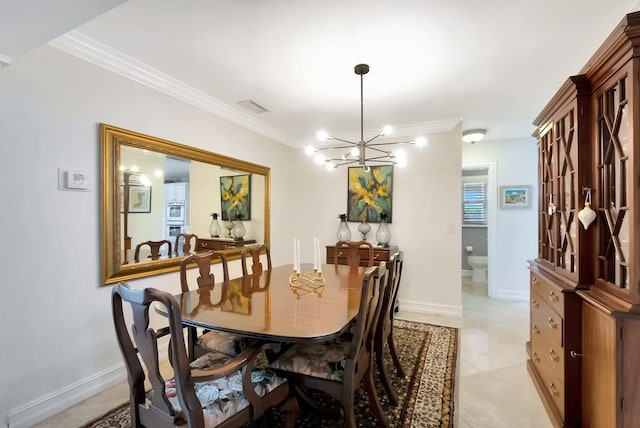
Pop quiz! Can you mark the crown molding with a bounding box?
[47,31,295,145]
[47,31,459,148]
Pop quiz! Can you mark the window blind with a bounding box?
[463,179,488,225]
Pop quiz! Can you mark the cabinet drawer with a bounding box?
[530,323,565,380]
[196,239,235,251]
[531,339,565,420]
[531,274,564,316]
[531,295,563,346]
[372,249,390,263]
[325,245,395,267]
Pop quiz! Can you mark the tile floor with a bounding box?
[34,277,552,427]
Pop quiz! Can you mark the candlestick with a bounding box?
[316,238,322,272]
[293,237,298,272]
[296,237,301,272]
[313,237,318,270]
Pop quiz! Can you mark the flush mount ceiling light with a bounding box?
[462,129,487,144]
[305,64,427,171]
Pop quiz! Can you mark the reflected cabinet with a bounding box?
[529,12,640,427]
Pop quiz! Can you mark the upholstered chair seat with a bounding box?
[196,331,255,358]
[164,350,288,427]
[268,338,352,382]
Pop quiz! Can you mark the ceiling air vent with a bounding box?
[236,99,268,114]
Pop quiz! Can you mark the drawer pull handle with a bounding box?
[532,325,540,334]
[374,253,379,259]
[548,318,558,329]
[201,242,208,247]
[570,351,583,358]
[531,298,539,308]
[549,291,559,302]
[532,277,539,286]
[338,252,344,257]
[533,352,540,363]
[549,349,559,362]
[549,383,560,397]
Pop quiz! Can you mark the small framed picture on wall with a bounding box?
[500,185,532,209]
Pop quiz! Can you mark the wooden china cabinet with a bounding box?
[530,12,640,427]
[529,74,591,428]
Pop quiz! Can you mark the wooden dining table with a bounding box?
[166,263,368,344]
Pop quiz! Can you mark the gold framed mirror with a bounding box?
[100,123,270,285]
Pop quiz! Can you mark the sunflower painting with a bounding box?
[220,174,251,221]
[347,166,393,223]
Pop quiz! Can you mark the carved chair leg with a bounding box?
[387,332,405,377]
[292,384,340,417]
[376,344,398,406]
[281,395,299,428]
[364,368,389,427]
[342,395,357,428]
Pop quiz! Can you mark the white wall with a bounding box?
[462,138,538,300]
[0,45,463,427]
[291,129,463,316]
[0,45,294,428]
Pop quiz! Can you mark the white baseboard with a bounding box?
[8,343,170,428]
[398,299,463,318]
[493,288,529,301]
[8,363,126,428]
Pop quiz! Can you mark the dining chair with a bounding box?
[268,263,389,427]
[334,240,374,267]
[112,282,298,428]
[374,251,405,405]
[180,250,229,292]
[134,240,173,262]
[175,233,198,257]
[180,251,251,359]
[240,244,272,276]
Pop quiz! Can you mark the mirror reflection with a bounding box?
[120,146,265,263]
[101,123,270,285]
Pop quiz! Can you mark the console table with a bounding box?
[325,244,398,267]
[196,238,256,251]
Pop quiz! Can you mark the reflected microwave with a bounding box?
[166,200,185,222]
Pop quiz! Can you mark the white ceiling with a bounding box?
[3,0,640,148]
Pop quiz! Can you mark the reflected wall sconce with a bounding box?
[462,129,487,144]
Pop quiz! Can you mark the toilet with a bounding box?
[467,255,488,283]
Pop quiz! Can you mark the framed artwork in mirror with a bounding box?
[220,174,251,220]
[129,186,152,213]
[120,185,152,213]
[347,166,393,222]
[500,185,532,208]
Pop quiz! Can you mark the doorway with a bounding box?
[462,161,496,297]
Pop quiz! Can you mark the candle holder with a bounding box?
[289,269,326,299]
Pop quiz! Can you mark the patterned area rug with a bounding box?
[83,320,457,427]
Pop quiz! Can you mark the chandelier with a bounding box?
[305,64,426,171]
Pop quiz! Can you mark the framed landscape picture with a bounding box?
[220,174,251,220]
[500,185,532,208]
[347,166,393,222]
